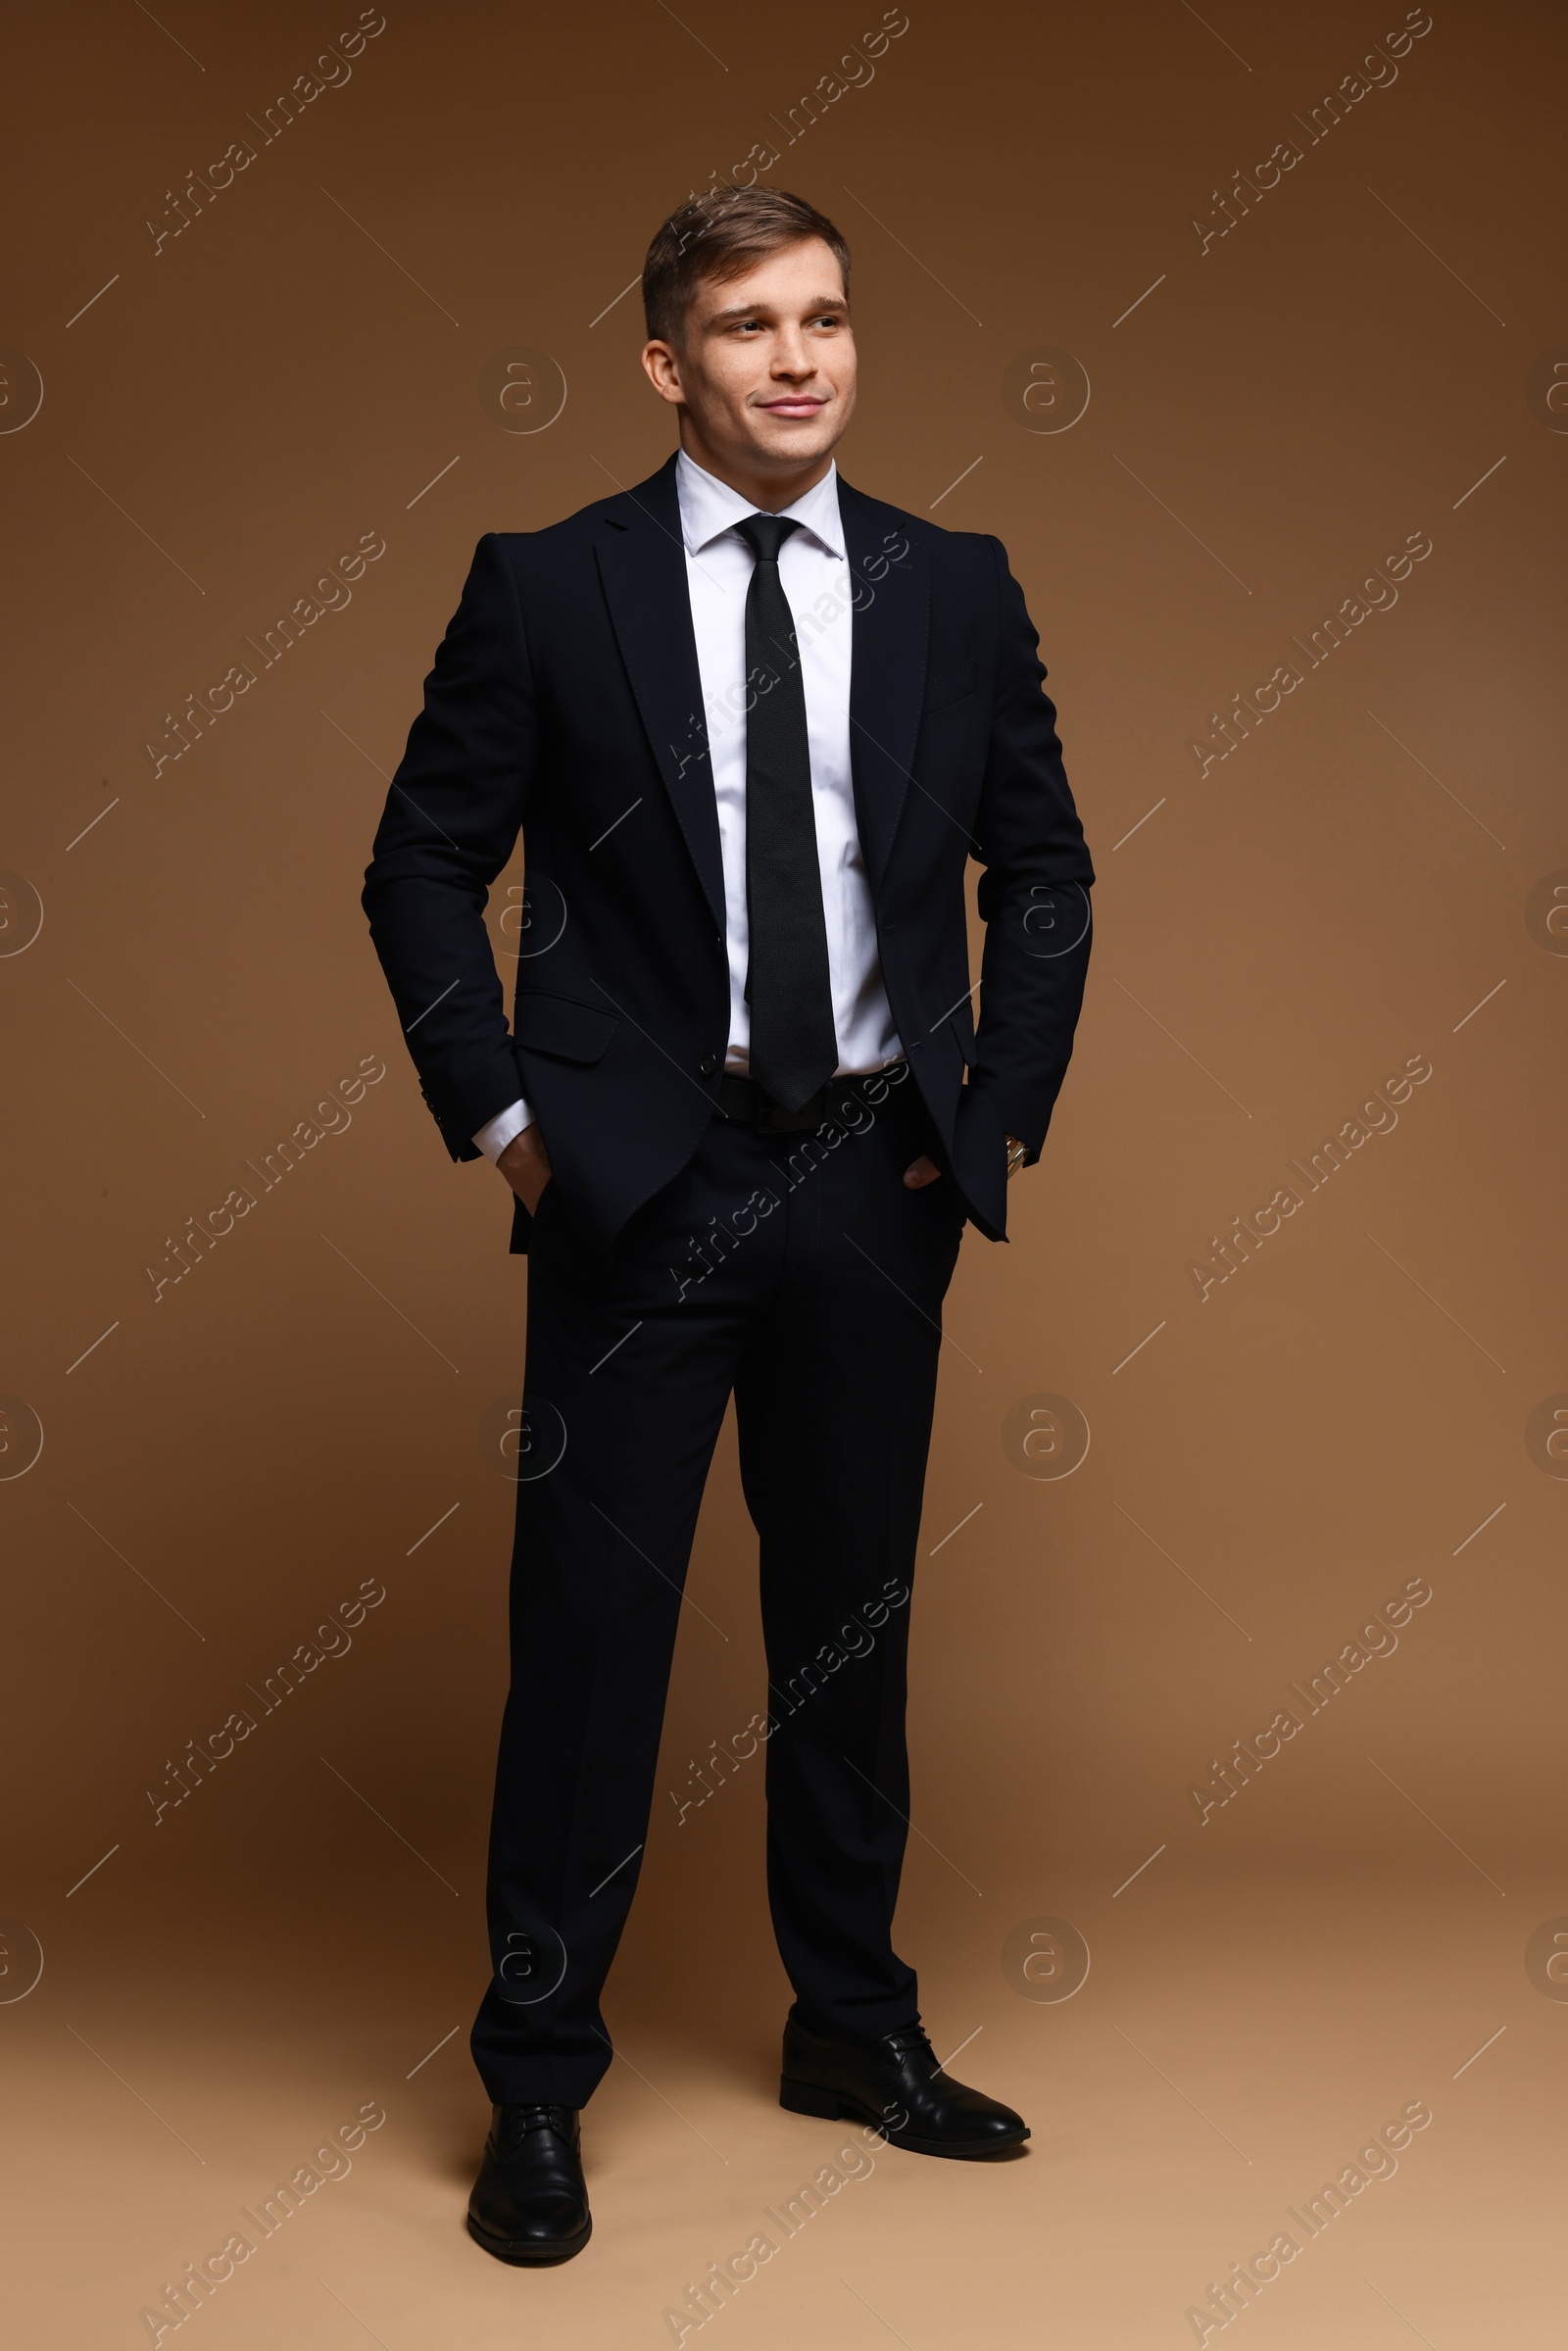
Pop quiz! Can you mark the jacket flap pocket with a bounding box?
[513,993,617,1064]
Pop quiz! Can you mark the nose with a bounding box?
[771,327,814,378]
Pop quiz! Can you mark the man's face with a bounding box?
[642,235,857,483]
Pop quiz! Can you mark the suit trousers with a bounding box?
[469,1070,966,2107]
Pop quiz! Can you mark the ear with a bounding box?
[641,339,685,405]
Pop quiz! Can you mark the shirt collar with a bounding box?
[675,448,845,561]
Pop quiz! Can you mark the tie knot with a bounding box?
[734,512,802,565]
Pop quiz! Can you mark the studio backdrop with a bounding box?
[2,2,1562,2344]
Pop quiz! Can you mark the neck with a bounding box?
[677,425,834,513]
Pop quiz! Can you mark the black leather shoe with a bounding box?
[466,2103,592,2264]
[780,2010,1029,2159]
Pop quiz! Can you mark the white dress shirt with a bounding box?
[473,449,903,1160]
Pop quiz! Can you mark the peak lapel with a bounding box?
[594,454,725,931]
[839,477,930,890]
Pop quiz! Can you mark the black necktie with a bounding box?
[733,512,839,1111]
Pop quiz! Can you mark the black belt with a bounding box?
[713,1063,916,1135]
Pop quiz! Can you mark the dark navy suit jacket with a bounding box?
[363,450,1094,1252]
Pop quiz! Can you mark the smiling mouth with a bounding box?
[759,396,826,414]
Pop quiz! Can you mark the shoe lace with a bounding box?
[881,2024,937,2066]
[496,2101,574,2152]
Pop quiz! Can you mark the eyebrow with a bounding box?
[706,295,849,324]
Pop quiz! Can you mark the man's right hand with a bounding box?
[497,1122,553,1213]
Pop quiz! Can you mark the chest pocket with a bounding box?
[924,658,976,713]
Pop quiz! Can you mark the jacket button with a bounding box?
[700,1053,718,1076]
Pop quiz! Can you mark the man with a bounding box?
[363,185,1093,2266]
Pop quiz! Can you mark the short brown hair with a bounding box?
[642,186,851,347]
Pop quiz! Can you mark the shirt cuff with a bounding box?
[472,1097,532,1162]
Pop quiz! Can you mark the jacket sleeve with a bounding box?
[362,534,537,1162]
[968,535,1095,1162]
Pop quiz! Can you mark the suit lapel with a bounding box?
[839,475,930,889]
[594,460,930,923]
[594,453,726,931]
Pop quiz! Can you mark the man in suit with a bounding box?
[363,185,1093,2265]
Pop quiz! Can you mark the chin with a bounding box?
[750,425,837,467]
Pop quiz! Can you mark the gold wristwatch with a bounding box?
[1004,1134,1028,1181]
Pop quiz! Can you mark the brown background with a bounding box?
[2,0,1563,2342]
